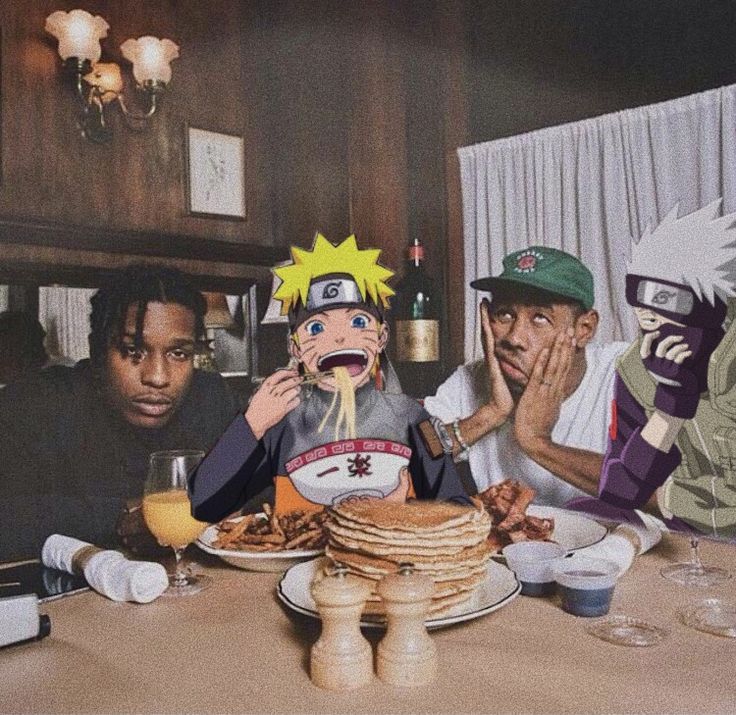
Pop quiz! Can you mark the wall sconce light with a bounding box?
[45,9,179,143]
[195,293,237,372]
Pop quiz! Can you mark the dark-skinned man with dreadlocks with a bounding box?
[0,265,239,561]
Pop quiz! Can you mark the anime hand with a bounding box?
[640,328,700,419]
[384,467,411,503]
[245,368,302,439]
[480,299,514,429]
[514,329,574,452]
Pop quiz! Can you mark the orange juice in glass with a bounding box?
[143,450,210,596]
[142,490,207,549]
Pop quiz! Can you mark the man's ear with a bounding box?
[378,321,389,352]
[574,309,599,348]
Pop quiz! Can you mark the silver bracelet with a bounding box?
[451,418,470,455]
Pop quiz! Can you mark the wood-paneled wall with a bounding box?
[0,0,468,377]
[10,2,734,383]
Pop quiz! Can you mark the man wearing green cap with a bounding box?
[423,246,627,506]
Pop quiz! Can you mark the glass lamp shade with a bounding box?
[120,36,179,85]
[203,293,236,330]
[45,9,109,63]
[83,62,123,103]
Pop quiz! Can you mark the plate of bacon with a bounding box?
[474,480,607,554]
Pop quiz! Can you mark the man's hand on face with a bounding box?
[514,328,575,453]
[245,368,302,439]
[480,299,514,430]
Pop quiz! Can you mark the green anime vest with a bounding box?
[616,313,736,538]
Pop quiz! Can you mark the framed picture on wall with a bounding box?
[186,126,246,220]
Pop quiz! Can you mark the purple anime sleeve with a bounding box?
[597,374,682,509]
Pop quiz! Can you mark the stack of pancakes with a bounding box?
[325,500,492,617]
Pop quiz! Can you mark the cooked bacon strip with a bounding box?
[497,484,536,530]
[476,479,555,552]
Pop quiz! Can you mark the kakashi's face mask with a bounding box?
[628,275,727,394]
[627,274,727,330]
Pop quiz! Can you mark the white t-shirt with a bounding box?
[423,342,628,507]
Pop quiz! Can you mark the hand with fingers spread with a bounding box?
[641,324,718,419]
[514,328,575,452]
[245,368,303,439]
[479,298,514,429]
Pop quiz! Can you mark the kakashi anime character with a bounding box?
[188,233,471,521]
[569,201,736,538]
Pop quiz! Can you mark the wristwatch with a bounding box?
[431,417,455,455]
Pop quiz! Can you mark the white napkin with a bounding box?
[41,534,169,604]
[570,511,664,575]
[84,550,169,603]
[42,534,89,573]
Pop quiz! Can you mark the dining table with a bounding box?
[2,531,735,715]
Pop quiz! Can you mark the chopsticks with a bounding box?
[301,369,335,384]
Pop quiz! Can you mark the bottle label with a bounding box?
[395,320,439,362]
[408,245,425,262]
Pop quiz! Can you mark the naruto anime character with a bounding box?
[188,233,470,521]
[569,201,736,538]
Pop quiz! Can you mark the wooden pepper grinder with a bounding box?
[376,562,438,686]
[310,562,373,691]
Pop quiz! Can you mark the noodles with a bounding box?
[333,366,356,440]
[317,366,357,441]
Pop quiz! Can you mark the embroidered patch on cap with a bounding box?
[514,249,544,274]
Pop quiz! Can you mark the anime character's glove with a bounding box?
[643,324,723,419]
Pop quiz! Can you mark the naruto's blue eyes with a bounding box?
[305,320,324,336]
[304,314,369,335]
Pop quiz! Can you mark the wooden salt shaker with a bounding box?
[310,562,373,691]
[376,563,437,687]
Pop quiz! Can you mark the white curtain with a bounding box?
[38,287,95,363]
[458,83,736,362]
[0,286,8,313]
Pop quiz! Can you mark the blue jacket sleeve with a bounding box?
[188,415,275,522]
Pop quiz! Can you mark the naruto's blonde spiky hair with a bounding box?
[272,233,395,316]
[629,199,736,305]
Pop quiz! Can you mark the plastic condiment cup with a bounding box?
[501,541,567,596]
[553,556,620,617]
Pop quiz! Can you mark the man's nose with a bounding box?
[140,353,170,387]
[334,335,346,345]
[504,318,529,350]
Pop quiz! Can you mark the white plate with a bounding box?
[509,505,608,553]
[277,557,521,629]
[196,515,323,573]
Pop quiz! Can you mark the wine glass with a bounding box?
[660,535,731,588]
[142,449,210,596]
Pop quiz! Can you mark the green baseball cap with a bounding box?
[470,246,594,310]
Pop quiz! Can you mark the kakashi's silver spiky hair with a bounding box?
[628,199,736,305]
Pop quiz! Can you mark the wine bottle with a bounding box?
[392,238,442,397]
